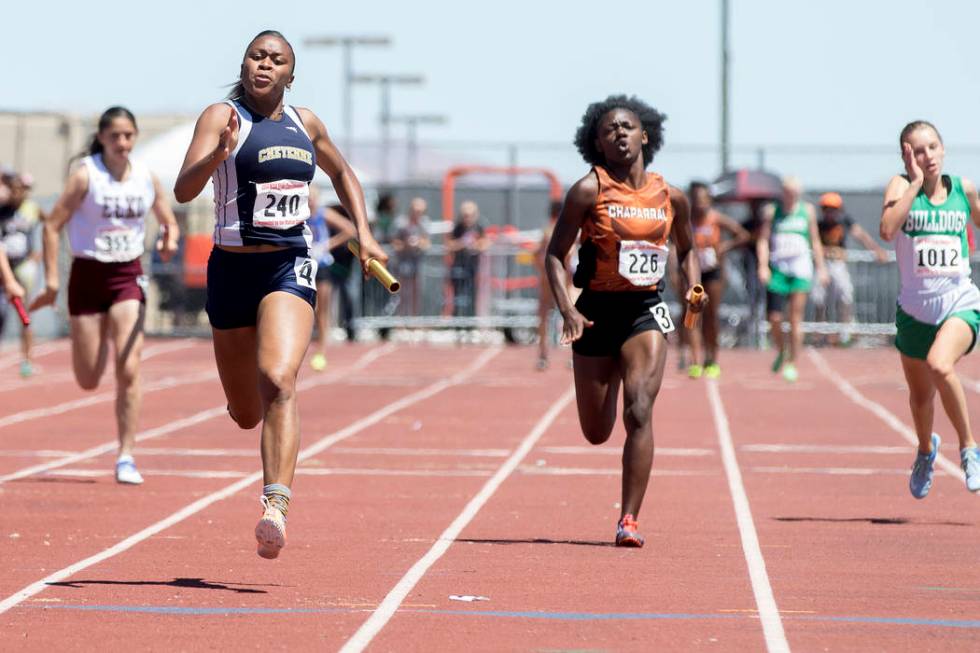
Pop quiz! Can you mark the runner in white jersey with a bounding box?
[31,106,179,485]
[175,30,386,560]
[880,120,980,498]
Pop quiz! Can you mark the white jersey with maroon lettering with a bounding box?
[68,154,154,262]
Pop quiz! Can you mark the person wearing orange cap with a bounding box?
[813,192,888,345]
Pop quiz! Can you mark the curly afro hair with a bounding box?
[574,95,666,168]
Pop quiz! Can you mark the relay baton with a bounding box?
[683,284,705,329]
[11,296,30,327]
[347,240,400,294]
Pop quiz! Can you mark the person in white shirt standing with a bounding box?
[31,106,179,485]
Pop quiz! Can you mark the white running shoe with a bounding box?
[115,455,144,485]
[255,495,287,559]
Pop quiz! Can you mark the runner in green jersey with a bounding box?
[881,120,980,498]
[756,176,828,382]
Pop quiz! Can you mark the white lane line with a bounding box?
[141,340,199,360]
[0,370,216,431]
[339,385,575,653]
[0,372,77,394]
[0,407,227,485]
[0,341,70,369]
[48,467,497,479]
[128,447,255,457]
[0,342,196,393]
[330,447,510,458]
[46,465,710,480]
[741,444,910,455]
[538,445,714,457]
[808,349,964,480]
[517,466,710,477]
[0,346,500,615]
[47,469,250,479]
[749,466,920,476]
[0,344,397,485]
[706,380,789,653]
[959,374,980,394]
[298,468,493,478]
[0,449,75,458]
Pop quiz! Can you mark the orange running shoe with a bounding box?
[255,495,287,559]
[615,514,644,548]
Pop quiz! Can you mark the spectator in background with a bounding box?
[0,172,43,377]
[375,193,397,244]
[308,188,356,371]
[812,191,888,345]
[447,200,490,317]
[391,197,431,315]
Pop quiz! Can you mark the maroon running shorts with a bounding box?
[67,257,146,316]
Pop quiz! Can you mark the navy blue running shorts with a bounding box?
[206,247,317,330]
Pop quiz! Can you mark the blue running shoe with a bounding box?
[961,447,980,493]
[909,433,940,499]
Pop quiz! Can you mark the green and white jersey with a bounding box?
[896,175,980,324]
[769,201,813,280]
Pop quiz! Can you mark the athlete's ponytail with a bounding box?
[227,30,295,101]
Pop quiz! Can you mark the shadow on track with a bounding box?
[456,537,614,548]
[774,516,971,527]
[45,577,277,594]
[14,477,97,484]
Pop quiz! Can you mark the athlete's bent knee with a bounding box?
[258,367,298,405]
[622,394,654,433]
[229,404,262,430]
[925,354,955,381]
[582,424,614,446]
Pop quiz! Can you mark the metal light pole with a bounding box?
[720,0,731,173]
[388,114,449,179]
[351,73,425,183]
[303,35,392,159]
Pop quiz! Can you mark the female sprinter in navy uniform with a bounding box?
[32,106,179,485]
[546,96,705,547]
[175,30,386,559]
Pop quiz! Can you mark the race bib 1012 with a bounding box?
[914,235,964,277]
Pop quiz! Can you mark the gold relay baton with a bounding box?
[347,240,400,294]
[683,284,705,329]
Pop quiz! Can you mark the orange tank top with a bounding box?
[693,210,722,271]
[581,166,674,292]
[693,210,721,249]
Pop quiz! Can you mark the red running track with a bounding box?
[1,338,979,651]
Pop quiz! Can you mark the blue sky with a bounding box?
[8,0,980,187]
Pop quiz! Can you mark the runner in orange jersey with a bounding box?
[545,95,707,547]
[684,181,749,379]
